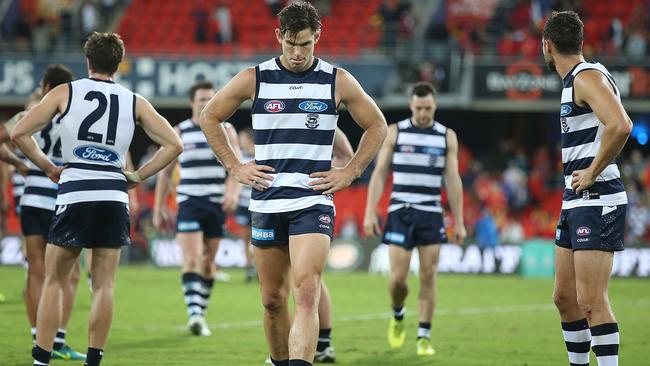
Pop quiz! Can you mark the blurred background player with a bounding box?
[1,70,86,360]
[12,32,183,366]
[543,11,632,366]
[364,81,466,356]
[153,80,241,337]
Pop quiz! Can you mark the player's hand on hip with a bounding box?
[452,222,467,245]
[363,213,381,237]
[571,168,596,196]
[233,161,275,191]
[45,165,63,184]
[309,167,355,194]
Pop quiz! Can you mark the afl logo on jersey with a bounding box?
[264,100,285,113]
[74,145,119,163]
[298,101,328,113]
[576,227,591,236]
[560,104,572,117]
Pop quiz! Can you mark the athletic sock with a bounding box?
[289,360,312,366]
[561,318,590,366]
[31,327,37,345]
[199,275,215,315]
[417,322,431,340]
[181,272,205,318]
[84,347,104,366]
[270,357,289,366]
[53,328,66,350]
[591,323,619,366]
[32,344,51,366]
[317,328,332,351]
[392,305,405,321]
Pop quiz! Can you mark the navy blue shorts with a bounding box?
[234,205,252,227]
[555,205,626,252]
[382,207,447,250]
[48,201,131,248]
[176,197,224,238]
[20,206,54,237]
[250,204,334,247]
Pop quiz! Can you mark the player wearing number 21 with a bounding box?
[12,32,182,366]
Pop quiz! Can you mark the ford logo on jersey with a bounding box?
[74,145,119,163]
[298,101,328,113]
[264,100,285,113]
[560,104,572,116]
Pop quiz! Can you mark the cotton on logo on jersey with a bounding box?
[298,101,328,113]
[264,100,285,113]
[73,145,119,163]
[576,227,591,236]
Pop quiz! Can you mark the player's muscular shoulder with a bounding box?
[573,70,613,108]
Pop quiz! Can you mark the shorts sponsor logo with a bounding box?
[318,214,331,224]
[556,229,561,240]
[385,231,405,244]
[264,100,285,113]
[319,224,331,230]
[576,226,591,236]
[252,227,275,241]
[73,145,119,163]
[177,221,200,231]
[298,101,328,113]
[576,238,590,242]
[560,104,572,117]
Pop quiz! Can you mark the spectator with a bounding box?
[215,1,232,44]
[80,0,99,42]
[475,208,499,249]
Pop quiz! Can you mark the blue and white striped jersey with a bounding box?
[389,119,447,213]
[176,119,226,204]
[20,116,63,211]
[56,78,136,205]
[560,62,627,209]
[250,57,338,213]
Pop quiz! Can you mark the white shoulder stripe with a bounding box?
[314,59,334,74]
[259,59,280,71]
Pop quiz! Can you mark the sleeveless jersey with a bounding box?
[56,78,136,205]
[389,119,447,213]
[238,150,254,208]
[176,119,226,204]
[560,62,627,209]
[20,116,63,211]
[250,57,338,213]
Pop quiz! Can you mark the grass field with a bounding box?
[0,265,648,365]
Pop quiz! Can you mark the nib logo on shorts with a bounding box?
[252,227,275,241]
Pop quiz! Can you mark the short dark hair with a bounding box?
[278,1,321,38]
[84,32,125,75]
[542,11,583,55]
[411,81,437,98]
[42,64,74,89]
[189,80,214,100]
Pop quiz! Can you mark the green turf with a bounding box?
[0,265,648,365]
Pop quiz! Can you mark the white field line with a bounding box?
[112,299,650,332]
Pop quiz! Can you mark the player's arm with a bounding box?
[0,144,28,175]
[363,123,396,237]
[152,126,180,230]
[200,68,274,191]
[332,127,354,166]
[571,70,633,195]
[130,95,183,188]
[443,128,466,244]
[10,84,68,183]
[0,111,26,144]
[222,122,242,213]
[310,68,388,194]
